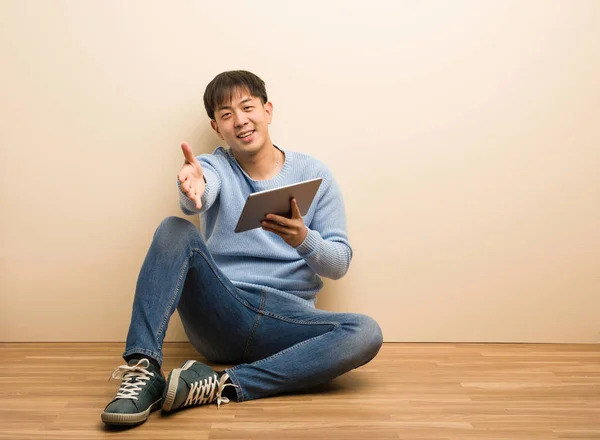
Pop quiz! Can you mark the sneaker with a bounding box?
[161,360,238,412]
[101,358,166,426]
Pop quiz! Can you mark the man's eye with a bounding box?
[244,106,253,111]
[221,113,231,119]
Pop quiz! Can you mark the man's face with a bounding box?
[210,89,273,156]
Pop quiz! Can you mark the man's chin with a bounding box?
[229,142,261,158]
[231,136,261,149]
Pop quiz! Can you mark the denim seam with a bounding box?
[156,246,262,344]
[123,347,163,365]
[229,323,338,370]
[189,248,263,313]
[242,290,266,362]
[258,308,338,326]
[156,258,189,339]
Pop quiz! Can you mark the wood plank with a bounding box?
[0,342,598,439]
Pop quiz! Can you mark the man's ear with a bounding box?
[210,119,225,140]
[264,101,273,125]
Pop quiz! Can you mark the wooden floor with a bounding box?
[0,343,599,440]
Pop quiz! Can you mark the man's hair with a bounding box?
[203,70,268,120]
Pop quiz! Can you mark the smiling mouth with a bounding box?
[237,130,254,139]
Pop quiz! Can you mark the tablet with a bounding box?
[234,178,323,233]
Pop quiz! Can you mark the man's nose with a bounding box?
[234,111,248,127]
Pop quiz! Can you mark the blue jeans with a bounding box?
[124,216,383,402]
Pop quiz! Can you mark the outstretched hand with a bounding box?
[178,143,205,210]
[261,198,308,248]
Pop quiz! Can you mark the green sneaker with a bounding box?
[101,358,165,426]
[161,360,238,412]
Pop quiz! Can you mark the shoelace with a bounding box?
[185,372,238,408]
[109,359,155,400]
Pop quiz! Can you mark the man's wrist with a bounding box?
[295,227,319,254]
[293,226,308,248]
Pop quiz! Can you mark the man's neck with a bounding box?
[234,144,284,181]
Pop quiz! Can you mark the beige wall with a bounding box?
[1,0,599,343]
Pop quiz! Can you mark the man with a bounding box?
[101,70,383,426]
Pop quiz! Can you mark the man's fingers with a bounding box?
[261,223,282,235]
[262,220,290,235]
[183,183,201,209]
[266,213,289,226]
[182,179,194,196]
[181,143,197,164]
[291,198,302,218]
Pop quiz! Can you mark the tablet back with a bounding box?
[234,178,323,233]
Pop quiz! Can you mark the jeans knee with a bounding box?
[359,315,383,360]
[156,216,193,234]
[153,216,199,251]
[348,314,383,363]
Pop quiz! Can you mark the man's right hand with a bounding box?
[178,142,205,210]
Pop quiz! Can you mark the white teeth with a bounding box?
[238,131,253,138]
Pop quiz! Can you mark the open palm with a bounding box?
[178,143,205,209]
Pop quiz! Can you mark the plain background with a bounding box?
[1,0,599,343]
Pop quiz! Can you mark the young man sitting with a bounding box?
[102,70,383,426]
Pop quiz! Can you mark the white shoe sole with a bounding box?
[101,398,162,426]
[161,360,196,412]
